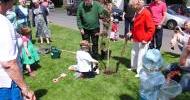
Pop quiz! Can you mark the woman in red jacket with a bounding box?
[128,0,155,77]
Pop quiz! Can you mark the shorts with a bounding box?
[0,82,23,100]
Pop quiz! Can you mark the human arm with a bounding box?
[180,38,190,66]
[23,40,31,57]
[2,60,36,100]
[43,5,49,16]
[0,24,35,100]
[97,2,104,18]
[76,4,84,34]
[84,52,98,63]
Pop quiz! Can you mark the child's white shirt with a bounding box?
[75,50,96,72]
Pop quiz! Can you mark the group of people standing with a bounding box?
[76,0,167,77]
[0,0,189,99]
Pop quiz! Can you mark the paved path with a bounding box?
[49,8,181,54]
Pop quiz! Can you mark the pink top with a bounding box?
[42,2,49,8]
[22,35,30,43]
[149,1,167,25]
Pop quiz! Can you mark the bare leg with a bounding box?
[26,64,35,76]
[26,64,32,75]
[46,38,50,44]
[40,36,43,44]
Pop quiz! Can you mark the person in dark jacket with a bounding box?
[15,0,30,33]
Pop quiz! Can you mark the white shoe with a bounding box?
[135,74,139,78]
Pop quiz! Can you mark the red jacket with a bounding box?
[132,8,155,42]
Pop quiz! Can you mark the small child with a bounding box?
[20,27,40,76]
[170,20,190,51]
[109,19,119,41]
[68,40,99,78]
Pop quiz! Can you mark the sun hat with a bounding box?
[142,49,164,72]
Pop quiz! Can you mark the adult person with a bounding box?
[0,0,36,100]
[15,0,30,33]
[129,0,155,77]
[76,0,104,60]
[123,0,135,36]
[32,0,50,44]
[32,0,49,26]
[148,0,167,50]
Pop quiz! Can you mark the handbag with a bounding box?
[50,46,61,59]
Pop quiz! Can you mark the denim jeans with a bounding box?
[0,82,23,100]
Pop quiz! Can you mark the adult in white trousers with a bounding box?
[128,0,155,77]
[131,42,149,76]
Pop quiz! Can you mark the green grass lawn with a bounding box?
[25,24,190,100]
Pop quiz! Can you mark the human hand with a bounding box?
[80,29,85,35]
[22,89,36,100]
[142,40,147,44]
[126,32,132,40]
[95,32,100,36]
[157,25,162,29]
